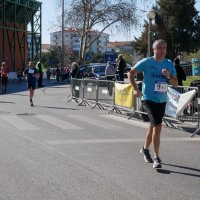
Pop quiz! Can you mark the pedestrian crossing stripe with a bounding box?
[35,115,82,130]
[0,114,147,131]
[100,115,149,128]
[0,115,39,131]
[69,115,124,129]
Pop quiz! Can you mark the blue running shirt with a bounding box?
[133,57,176,103]
[24,67,38,84]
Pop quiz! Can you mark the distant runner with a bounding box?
[24,61,38,106]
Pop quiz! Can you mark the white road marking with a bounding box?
[46,137,200,145]
[0,115,39,131]
[100,115,149,128]
[69,115,123,129]
[35,115,82,130]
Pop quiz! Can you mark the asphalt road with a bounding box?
[0,79,199,200]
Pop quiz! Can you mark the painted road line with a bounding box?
[35,115,82,130]
[0,115,39,131]
[46,137,200,145]
[100,115,149,128]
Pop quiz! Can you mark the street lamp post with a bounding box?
[147,10,156,57]
[61,0,65,80]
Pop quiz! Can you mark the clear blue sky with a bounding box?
[40,0,200,44]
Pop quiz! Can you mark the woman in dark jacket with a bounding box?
[174,58,186,86]
[71,62,80,98]
[71,62,80,78]
[37,61,43,87]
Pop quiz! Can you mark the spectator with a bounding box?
[71,62,80,78]
[37,61,44,87]
[63,66,71,82]
[71,62,80,98]
[56,66,61,82]
[16,68,24,83]
[116,54,126,81]
[0,62,9,94]
[174,57,186,86]
[105,61,116,96]
[105,61,116,81]
[46,68,51,81]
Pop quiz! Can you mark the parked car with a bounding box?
[125,63,132,73]
[79,64,89,79]
[82,63,107,80]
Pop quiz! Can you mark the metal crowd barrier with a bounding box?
[69,78,200,137]
[164,85,199,137]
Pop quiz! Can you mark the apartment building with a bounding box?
[107,41,135,54]
[41,44,50,53]
[50,28,109,53]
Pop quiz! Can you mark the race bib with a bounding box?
[154,81,168,93]
[28,69,34,74]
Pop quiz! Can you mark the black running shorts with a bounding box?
[142,100,166,126]
[28,81,36,90]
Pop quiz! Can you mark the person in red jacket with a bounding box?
[1,62,9,94]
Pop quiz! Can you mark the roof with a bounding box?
[51,28,109,36]
[108,41,132,48]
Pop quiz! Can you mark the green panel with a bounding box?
[0,0,42,70]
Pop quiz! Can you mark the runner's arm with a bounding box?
[168,75,178,88]
[128,69,142,97]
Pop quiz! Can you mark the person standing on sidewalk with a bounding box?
[37,61,44,88]
[105,61,116,96]
[1,62,9,94]
[116,54,126,82]
[55,66,61,82]
[128,39,178,168]
[174,57,186,86]
[24,61,38,106]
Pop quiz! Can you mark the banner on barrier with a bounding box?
[192,58,200,76]
[165,87,196,117]
[114,83,133,107]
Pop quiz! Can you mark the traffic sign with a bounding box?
[104,51,115,63]
[85,54,91,61]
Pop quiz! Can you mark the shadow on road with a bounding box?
[5,79,69,95]
[36,105,80,110]
[156,163,200,177]
[0,100,16,104]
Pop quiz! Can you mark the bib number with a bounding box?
[28,69,34,74]
[154,82,168,93]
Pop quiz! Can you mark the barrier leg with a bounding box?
[163,118,175,128]
[78,99,90,106]
[191,129,200,137]
[128,112,139,119]
[92,103,105,110]
[108,106,122,114]
[67,97,79,103]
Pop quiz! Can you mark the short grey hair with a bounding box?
[152,39,167,49]
[71,62,79,69]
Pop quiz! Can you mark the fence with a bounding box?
[181,63,192,76]
[69,78,200,137]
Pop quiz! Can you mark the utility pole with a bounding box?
[147,10,156,57]
[61,0,65,80]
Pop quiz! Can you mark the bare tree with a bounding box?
[62,0,148,64]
